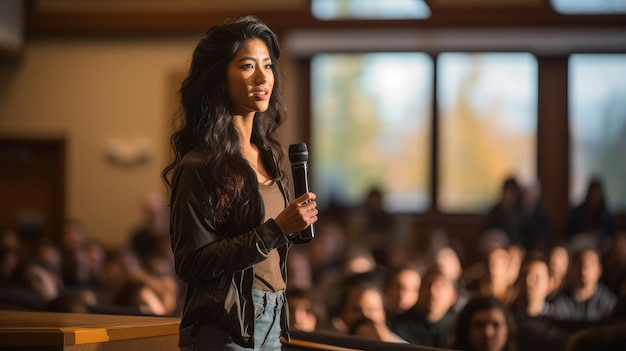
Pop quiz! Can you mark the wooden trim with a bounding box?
[537,56,569,242]
[430,53,439,214]
[25,5,626,36]
[283,337,360,351]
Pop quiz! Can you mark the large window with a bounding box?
[310,52,538,213]
[311,53,433,212]
[438,53,538,212]
[569,54,626,212]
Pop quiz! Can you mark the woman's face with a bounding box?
[226,38,274,117]
[469,307,509,351]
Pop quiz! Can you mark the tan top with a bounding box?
[253,181,286,292]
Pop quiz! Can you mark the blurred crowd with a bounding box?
[1,177,625,351]
[0,191,181,316]
[285,178,626,351]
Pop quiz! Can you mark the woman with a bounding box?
[162,16,318,350]
[451,295,518,351]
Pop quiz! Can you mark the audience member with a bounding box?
[467,246,517,305]
[547,243,570,299]
[60,219,88,253]
[348,316,407,343]
[552,247,617,321]
[602,231,626,295]
[383,263,422,319]
[129,191,170,261]
[507,245,525,287]
[0,226,20,252]
[352,187,397,265]
[140,254,181,316]
[451,295,518,351]
[308,218,347,286]
[566,178,614,251]
[610,281,626,319]
[85,239,107,284]
[389,268,458,348]
[34,237,62,274]
[316,244,379,319]
[286,246,313,290]
[482,177,528,248]
[112,279,167,316]
[60,241,92,290]
[14,259,63,303]
[435,246,470,312]
[565,324,626,351]
[58,219,93,291]
[286,288,327,332]
[511,256,554,317]
[0,248,19,287]
[45,291,89,313]
[521,180,552,252]
[410,226,451,271]
[332,276,404,343]
[92,248,138,304]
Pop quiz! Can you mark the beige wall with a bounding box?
[0,34,301,248]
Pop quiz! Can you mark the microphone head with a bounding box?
[289,143,309,163]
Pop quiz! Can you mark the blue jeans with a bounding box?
[180,289,285,351]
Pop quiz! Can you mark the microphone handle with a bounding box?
[291,161,314,240]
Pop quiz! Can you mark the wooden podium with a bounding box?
[0,310,180,351]
[0,311,452,351]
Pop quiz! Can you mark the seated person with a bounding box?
[467,246,518,305]
[382,263,421,319]
[349,316,407,343]
[15,258,63,303]
[435,246,470,312]
[331,274,405,343]
[388,268,458,348]
[286,287,327,332]
[112,278,167,316]
[511,256,554,317]
[450,295,518,351]
[552,247,617,321]
[547,243,570,299]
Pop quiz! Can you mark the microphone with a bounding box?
[289,143,314,240]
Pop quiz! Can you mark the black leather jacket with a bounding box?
[170,149,300,348]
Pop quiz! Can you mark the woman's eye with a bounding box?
[265,64,273,69]
[242,64,253,69]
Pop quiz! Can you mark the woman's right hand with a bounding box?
[274,192,318,237]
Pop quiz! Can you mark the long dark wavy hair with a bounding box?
[162,16,287,222]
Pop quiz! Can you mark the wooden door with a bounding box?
[0,137,66,247]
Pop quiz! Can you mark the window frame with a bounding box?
[290,28,626,244]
